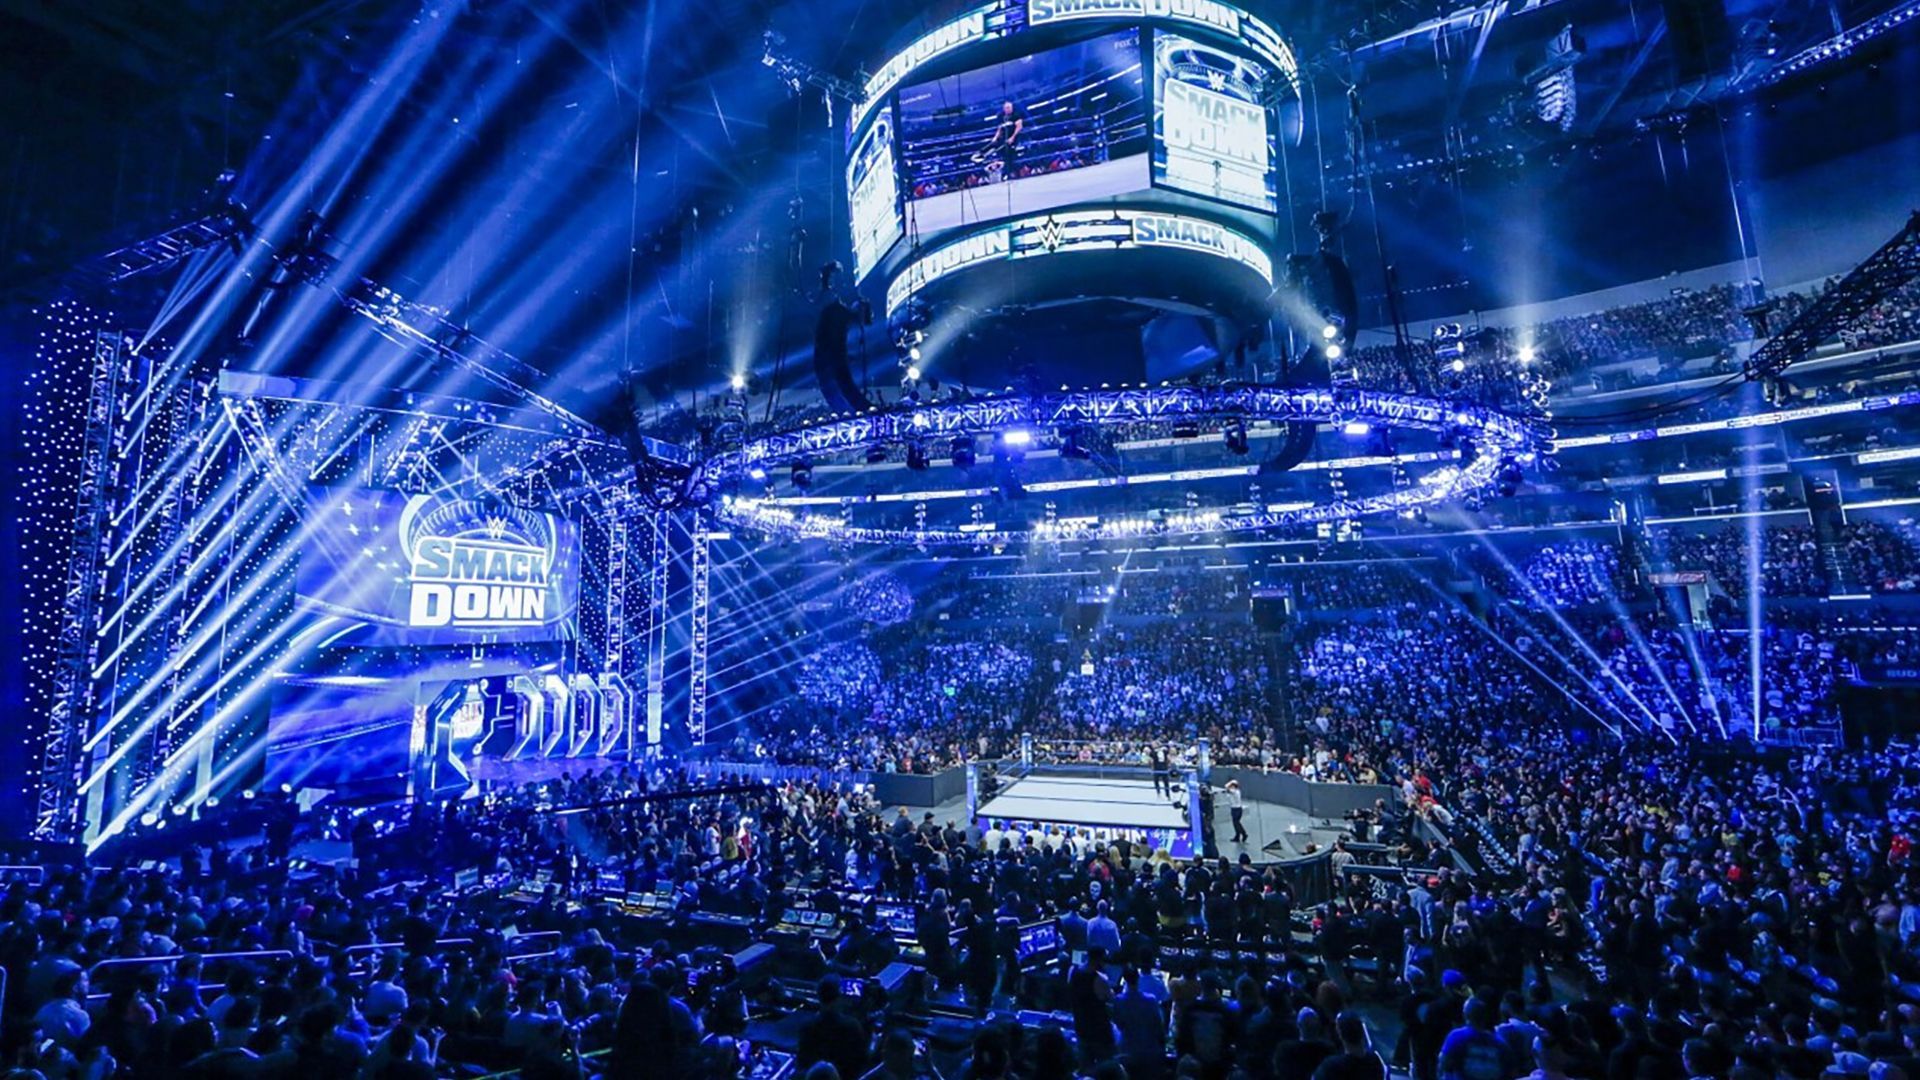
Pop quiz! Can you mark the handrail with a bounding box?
[89,949,293,979]
[344,937,477,959]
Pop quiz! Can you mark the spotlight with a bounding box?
[1224,418,1249,455]
[1322,323,1341,340]
[906,365,921,381]
[909,346,922,362]
[1342,420,1371,436]
[1517,345,1537,364]
[1324,344,1343,360]
[1450,358,1467,373]
[951,435,977,469]
[747,466,767,482]
[139,811,159,827]
[1002,428,1032,448]
[791,461,814,489]
[730,373,747,391]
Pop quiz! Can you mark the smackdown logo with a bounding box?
[1029,0,1240,35]
[1129,214,1271,283]
[408,536,553,628]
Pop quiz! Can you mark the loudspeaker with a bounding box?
[812,298,871,414]
[1662,0,1732,80]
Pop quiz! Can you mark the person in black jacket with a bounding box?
[796,976,870,1080]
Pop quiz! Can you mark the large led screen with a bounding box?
[295,491,580,646]
[849,108,904,280]
[898,30,1148,235]
[1152,31,1274,211]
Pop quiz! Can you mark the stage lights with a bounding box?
[1451,358,1467,374]
[1322,323,1340,340]
[1342,420,1371,437]
[1517,345,1537,364]
[1002,428,1032,448]
[730,373,746,391]
[748,466,767,482]
[1324,343,1343,360]
[906,365,922,381]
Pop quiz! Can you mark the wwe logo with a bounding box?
[1037,217,1065,253]
[483,516,509,540]
[1206,70,1227,92]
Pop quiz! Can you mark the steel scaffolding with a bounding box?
[36,331,127,839]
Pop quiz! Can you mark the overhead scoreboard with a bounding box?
[846,0,1297,292]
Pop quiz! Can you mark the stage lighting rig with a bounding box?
[760,30,866,122]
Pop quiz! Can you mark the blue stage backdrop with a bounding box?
[294,491,581,646]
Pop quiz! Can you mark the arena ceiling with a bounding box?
[4,0,1917,420]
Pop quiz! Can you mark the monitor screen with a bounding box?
[874,901,918,937]
[897,30,1148,235]
[294,490,580,647]
[849,107,904,279]
[1151,31,1274,211]
[1016,919,1063,963]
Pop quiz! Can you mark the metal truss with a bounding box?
[641,515,671,753]
[706,385,1538,548]
[36,332,128,839]
[85,204,250,283]
[687,512,712,748]
[606,517,628,674]
[700,384,1539,485]
[1747,212,1920,383]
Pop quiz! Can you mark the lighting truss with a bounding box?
[688,512,712,747]
[704,385,1541,547]
[84,203,251,283]
[35,331,128,839]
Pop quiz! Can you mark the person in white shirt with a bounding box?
[1226,780,1249,843]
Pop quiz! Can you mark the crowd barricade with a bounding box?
[88,949,295,981]
[687,759,872,790]
[85,949,297,1004]
[1209,768,1397,821]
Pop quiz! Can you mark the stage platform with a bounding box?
[976,774,1187,831]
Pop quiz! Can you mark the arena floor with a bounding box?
[910,774,1340,860]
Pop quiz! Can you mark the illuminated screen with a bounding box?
[266,679,415,789]
[849,108,904,280]
[295,491,580,646]
[1152,31,1274,211]
[897,30,1148,235]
